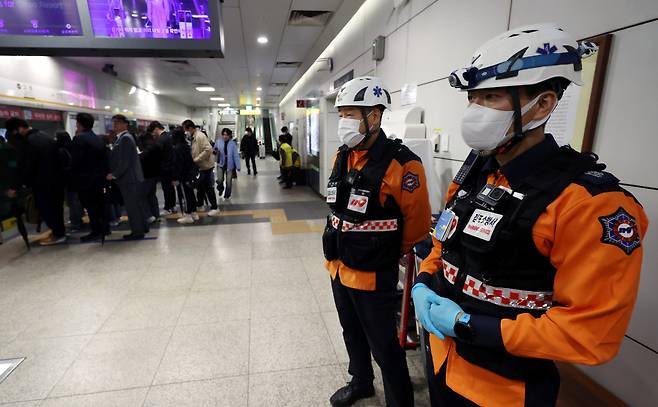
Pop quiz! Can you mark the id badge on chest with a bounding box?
[433,209,459,242]
[463,209,503,242]
[347,188,371,214]
[326,181,338,203]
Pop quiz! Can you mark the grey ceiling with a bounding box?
[67,0,349,109]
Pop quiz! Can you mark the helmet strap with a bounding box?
[496,87,525,155]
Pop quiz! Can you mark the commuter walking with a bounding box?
[147,121,176,215]
[182,119,220,217]
[214,128,240,200]
[170,128,199,224]
[240,127,258,175]
[69,113,110,242]
[106,114,149,240]
[5,117,67,245]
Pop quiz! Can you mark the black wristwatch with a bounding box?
[454,312,475,342]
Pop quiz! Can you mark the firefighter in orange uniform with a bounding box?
[412,24,648,407]
[323,76,431,407]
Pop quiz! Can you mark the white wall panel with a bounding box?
[374,24,409,92]
[510,0,658,39]
[580,337,658,407]
[591,21,658,188]
[624,186,658,351]
[405,0,510,87]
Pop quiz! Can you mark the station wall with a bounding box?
[0,56,192,129]
[279,1,658,405]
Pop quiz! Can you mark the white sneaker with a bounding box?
[177,214,195,224]
[207,209,221,217]
[147,216,157,224]
[160,209,173,216]
[191,212,200,221]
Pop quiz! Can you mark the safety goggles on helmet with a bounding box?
[449,47,584,90]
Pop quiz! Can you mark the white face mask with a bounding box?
[460,93,552,153]
[337,111,374,148]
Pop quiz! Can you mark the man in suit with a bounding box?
[148,121,176,215]
[70,113,110,242]
[106,114,149,240]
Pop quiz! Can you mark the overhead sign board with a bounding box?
[0,0,224,57]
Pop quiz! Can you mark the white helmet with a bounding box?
[335,76,391,110]
[449,23,584,91]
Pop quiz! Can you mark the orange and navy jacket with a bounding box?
[417,136,648,406]
[325,132,431,291]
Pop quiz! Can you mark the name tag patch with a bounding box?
[347,191,370,214]
[326,186,337,203]
[463,209,503,241]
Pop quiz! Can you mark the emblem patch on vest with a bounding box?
[599,207,641,255]
[402,172,420,193]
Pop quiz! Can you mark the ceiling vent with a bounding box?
[163,59,190,65]
[288,10,333,26]
[275,61,301,68]
[193,82,211,86]
[271,82,288,87]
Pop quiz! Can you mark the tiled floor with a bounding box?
[0,158,430,406]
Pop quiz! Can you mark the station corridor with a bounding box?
[0,159,430,407]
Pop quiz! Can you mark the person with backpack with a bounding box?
[171,128,199,224]
[5,117,67,245]
[240,127,258,175]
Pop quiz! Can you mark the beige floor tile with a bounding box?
[50,328,172,397]
[250,258,306,287]
[153,321,249,385]
[99,292,187,333]
[250,314,338,373]
[203,246,253,264]
[178,288,250,325]
[19,295,121,340]
[248,365,345,407]
[128,267,198,295]
[0,335,91,403]
[192,262,252,291]
[250,282,318,319]
[40,387,148,407]
[143,376,248,407]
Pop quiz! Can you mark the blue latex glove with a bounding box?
[411,283,444,338]
[429,296,465,338]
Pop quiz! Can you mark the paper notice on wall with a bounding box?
[546,84,581,146]
[400,82,418,106]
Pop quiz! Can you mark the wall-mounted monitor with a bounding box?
[0,0,83,36]
[0,0,224,57]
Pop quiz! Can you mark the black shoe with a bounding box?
[80,233,102,242]
[247,171,251,175]
[123,233,145,241]
[330,381,375,407]
[254,171,258,175]
[283,185,292,189]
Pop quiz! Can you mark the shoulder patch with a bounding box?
[402,171,420,193]
[579,170,618,185]
[598,207,641,255]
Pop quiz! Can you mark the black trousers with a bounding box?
[161,174,176,211]
[198,168,217,209]
[142,178,160,218]
[117,182,148,235]
[331,275,414,407]
[176,183,197,214]
[78,186,108,235]
[34,185,66,238]
[245,154,257,174]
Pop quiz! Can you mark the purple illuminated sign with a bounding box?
[88,0,211,39]
[0,0,82,36]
